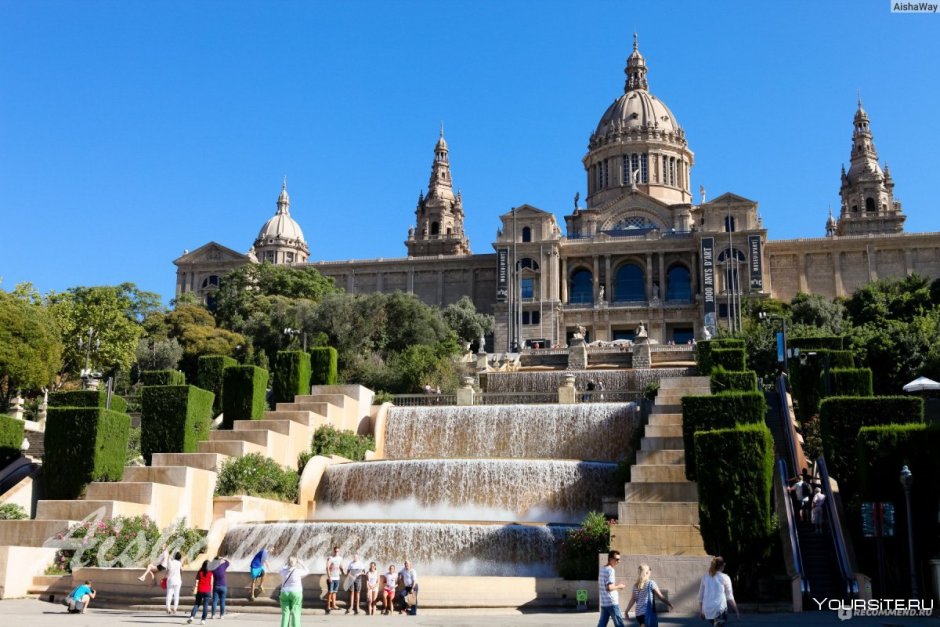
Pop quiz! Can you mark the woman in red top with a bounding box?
[187,560,213,624]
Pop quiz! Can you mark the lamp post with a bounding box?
[77,327,101,390]
[899,465,919,599]
[759,312,789,374]
[283,327,307,351]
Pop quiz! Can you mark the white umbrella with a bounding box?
[902,376,940,393]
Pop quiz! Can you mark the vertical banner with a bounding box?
[701,237,716,337]
[496,248,509,302]
[748,234,764,292]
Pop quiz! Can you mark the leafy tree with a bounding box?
[789,292,847,334]
[845,274,932,326]
[134,338,183,372]
[166,305,244,376]
[442,295,495,348]
[0,291,63,405]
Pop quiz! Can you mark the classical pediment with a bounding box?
[706,192,757,207]
[173,241,249,265]
[501,204,552,219]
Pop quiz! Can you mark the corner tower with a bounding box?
[583,34,694,208]
[836,98,904,236]
[406,126,471,257]
[253,178,310,264]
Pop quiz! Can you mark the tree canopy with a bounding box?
[0,290,64,404]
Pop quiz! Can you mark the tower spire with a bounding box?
[277,176,290,214]
[624,31,648,92]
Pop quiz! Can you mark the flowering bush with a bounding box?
[0,503,27,520]
[51,515,205,572]
[215,453,299,502]
[557,511,612,580]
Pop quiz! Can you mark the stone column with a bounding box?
[645,253,653,301]
[9,393,24,420]
[558,373,577,404]
[408,268,415,294]
[457,377,475,406]
[798,254,808,293]
[658,253,666,302]
[592,256,600,302]
[560,257,568,303]
[833,252,845,297]
[605,255,612,303]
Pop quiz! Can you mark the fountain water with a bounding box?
[485,368,693,395]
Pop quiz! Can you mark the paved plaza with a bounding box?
[0,599,935,627]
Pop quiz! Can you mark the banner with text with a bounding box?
[497,248,509,302]
[701,237,716,337]
[748,234,764,292]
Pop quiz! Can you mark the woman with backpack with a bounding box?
[624,563,672,625]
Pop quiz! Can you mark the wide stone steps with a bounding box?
[263,409,317,426]
[644,424,683,438]
[611,524,708,556]
[151,452,227,472]
[84,481,183,506]
[658,376,710,390]
[636,449,685,465]
[35,499,149,521]
[651,403,681,414]
[274,401,341,422]
[618,501,699,525]
[294,393,347,408]
[197,438,266,458]
[640,436,684,451]
[0,519,72,546]
[648,412,683,426]
[623,481,698,503]
[123,465,192,487]
[234,417,305,436]
[629,464,688,483]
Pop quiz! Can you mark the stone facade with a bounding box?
[174,38,940,348]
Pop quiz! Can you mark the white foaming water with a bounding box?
[218,521,574,577]
[384,404,639,460]
[315,459,619,521]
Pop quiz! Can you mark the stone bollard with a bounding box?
[9,393,25,420]
[457,376,475,406]
[37,390,48,431]
[558,373,577,404]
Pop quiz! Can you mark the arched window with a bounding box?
[430,221,440,235]
[666,264,692,302]
[865,197,875,212]
[522,226,532,242]
[201,275,220,289]
[852,204,859,213]
[614,264,645,302]
[516,257,540,271]
[569,269,593,304]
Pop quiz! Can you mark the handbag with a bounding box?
[274,569,295,600]
[645,582,658,627]
[160,577,167,590]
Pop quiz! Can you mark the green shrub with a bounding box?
[557,511,610,580]
[789,349,855,420]
[710,348,746,372]
[272,350,311,405]
[139,370,186,386]
[821,368,873,399]
[697,339,746,376]
[681,391,766,481]
[789,336,845,351]
[43,407,130,499]
[126,426,141,464]
[710,368,758,393]
[215,453,299,502]
[0,503,27,520]
[820,396,923,487]
[221,365,269,429]
[297,425,375,472]
[52,516,205,571]
[0,414,25,462]
[48,390,127,415]
[197,354,238,416]
[309,347,338,385]
[140,385,215,464]
[694,424,775,579]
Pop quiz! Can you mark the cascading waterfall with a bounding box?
[484,368,693,394]
[219,521,571,577]
[314,459,620,523]
[384,404,638,461]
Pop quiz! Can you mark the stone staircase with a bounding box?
[0,385,373,599]
[608,375,713,613]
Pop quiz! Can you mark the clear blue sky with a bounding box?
[2,0,939,304]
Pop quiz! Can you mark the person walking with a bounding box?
[365,562,380,616]
[324,546,343,614]
[597,550,626,627]
[398,559,418,615]
[138,543,168,585]
[279,555,307,627]
[65,580,95,614]
[698,556,740,625]
[249,546,271,601]
[811,486,827,533]
[624,563,673,624]
[382,564,398,615]
[345,553,365,614]
[187,559,213,624]
[165,551,184,616]
[209,555,230,620]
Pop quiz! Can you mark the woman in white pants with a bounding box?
[165,551,183,615]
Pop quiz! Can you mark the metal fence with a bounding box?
[390,390,642,406]
[390,394,458,407]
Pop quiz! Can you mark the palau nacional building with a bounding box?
[174,37,940,351]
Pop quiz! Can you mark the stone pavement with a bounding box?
[0,598,935,626]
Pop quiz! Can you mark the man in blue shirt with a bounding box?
[249,546,271,601]
[67,580,96,614]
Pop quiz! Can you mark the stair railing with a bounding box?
[776,458,808,607]
[816,456,859,599]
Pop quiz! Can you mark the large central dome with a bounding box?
[594,89,682,138]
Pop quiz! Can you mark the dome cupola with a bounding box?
[253,177,310,265]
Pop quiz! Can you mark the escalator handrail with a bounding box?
[777,458,807,594]
[816,456,858,598]
[776,374,798,479]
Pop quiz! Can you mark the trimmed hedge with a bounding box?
[48,390,127,415]
[820,396,924,487]
[789,336,845,351]
[680,391,767,481]
[197,354,238,416]
[43,407,130,499]
[221,365,269,429]
[789,349,855,420]
[821,368,873,399]
[272,350,311,405]
[697,339,746,376]
[310,347,338,385]
[140,385,215,464]
[710,369,759,393]
[0,415,25,463]
[139,370,186,386]
[694,424,775,570]
[710,348,746,372]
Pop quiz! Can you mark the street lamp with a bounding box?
[283,327,307,351]
[899,465,919,599]
[77,327,102,390]
[758,312,789,374]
